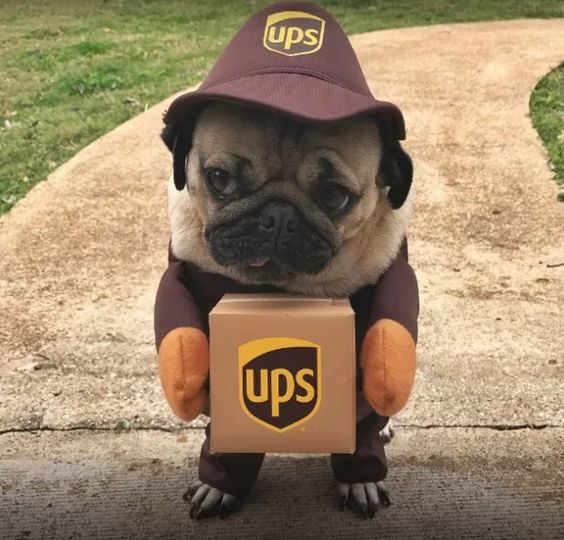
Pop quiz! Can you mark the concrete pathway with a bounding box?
[1,19,563,539]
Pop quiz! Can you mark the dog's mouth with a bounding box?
[205,200,334,284]
[249,258,270,268]
[232,248,313,283]
[242,258,294,283]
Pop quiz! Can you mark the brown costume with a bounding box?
[154,0,419,497]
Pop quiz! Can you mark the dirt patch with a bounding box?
[0,20,563,431]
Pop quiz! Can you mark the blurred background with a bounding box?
[0,0,562,215]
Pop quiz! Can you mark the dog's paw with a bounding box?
[337,481,391,518]
[379,418,395,444]
[183,480,242,519]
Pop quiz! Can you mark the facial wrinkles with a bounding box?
[265,117,306,185]
[190,105,383,257]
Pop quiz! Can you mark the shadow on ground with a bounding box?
[1,429,562,539]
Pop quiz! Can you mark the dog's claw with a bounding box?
[365,483,379,517]
[337,483,349,511]
[377,481,391,507]
[185,481,242,519]
[196,486,224,519]
[183,479,203,501]
[219,493,241,519]
[337,481,391,518]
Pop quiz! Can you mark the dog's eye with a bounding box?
[318,184,351,213]
[206,168,237,197]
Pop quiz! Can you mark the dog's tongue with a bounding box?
[249,258,269,268]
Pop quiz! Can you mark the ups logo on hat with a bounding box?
[239,337,321,433]
[263,11,325,57]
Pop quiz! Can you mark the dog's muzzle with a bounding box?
[206,200,333,281]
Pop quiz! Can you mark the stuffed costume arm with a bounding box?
[154,262,209,421]
[360,240,419,417]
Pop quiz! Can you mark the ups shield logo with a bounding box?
[263,11,325,57]
[239,337,321,433]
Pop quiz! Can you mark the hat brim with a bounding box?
[163,72,405,140]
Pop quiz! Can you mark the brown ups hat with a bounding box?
[163,1,412,207]
[163,0,405,139]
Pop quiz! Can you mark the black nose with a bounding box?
[259,202,299,234]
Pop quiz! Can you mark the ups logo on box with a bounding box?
[263,11,325,57]
[239,337,321,433]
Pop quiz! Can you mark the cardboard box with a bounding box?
[209,294,356,454]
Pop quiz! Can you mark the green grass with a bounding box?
[530,63,564,201]
[1,0,563,213]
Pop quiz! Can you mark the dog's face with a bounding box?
[164,102,412,296]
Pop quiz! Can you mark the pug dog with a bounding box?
[155,100,418,519]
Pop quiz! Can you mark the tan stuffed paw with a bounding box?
[158,327,209,421]
[360,319,416,417]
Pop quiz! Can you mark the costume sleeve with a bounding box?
[154,261,205,351]
[153,259,209,421]
[369,239,419,342]
[360,238,419,417]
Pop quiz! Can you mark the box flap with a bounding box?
[210,293,354,317]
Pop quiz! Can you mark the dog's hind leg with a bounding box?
[185,422,265,519]
[331,411,390,518]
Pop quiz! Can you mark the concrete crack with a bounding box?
[399,423,560,431]
[0,423,561,436]
[0,425,179,435]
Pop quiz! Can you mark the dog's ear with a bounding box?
[161,123,192,191]
[378,141,413,209]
